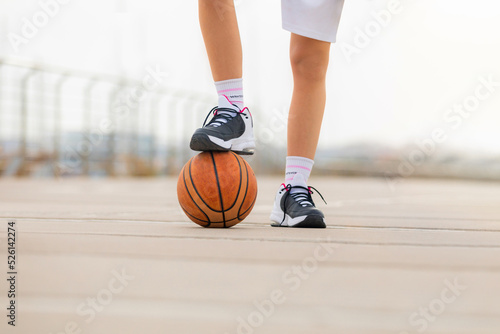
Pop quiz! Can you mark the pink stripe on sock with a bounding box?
[286,165,311,171]
[285,177,294,181]
[218,88,242,93]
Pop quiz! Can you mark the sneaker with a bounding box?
[270,174,327,228]
[190,95,255,155]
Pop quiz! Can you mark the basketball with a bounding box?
[177,151,258,228]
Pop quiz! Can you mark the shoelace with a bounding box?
[280,184,327,223]
[202,106,247,128]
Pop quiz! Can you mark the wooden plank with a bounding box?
[0,176,499,334]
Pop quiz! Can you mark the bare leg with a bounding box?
[287,34,331,159]
[199,0,242,81]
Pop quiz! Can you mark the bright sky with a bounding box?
[1,0,500,155]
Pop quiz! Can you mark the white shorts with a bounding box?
[282,0,345,43]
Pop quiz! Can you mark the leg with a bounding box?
[287,33,331,159]
[269,34,331,228]
[271,1,343,228]
[191,0,255,155]
[199,0,242,81]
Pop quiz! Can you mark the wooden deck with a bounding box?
[1,176,499,334]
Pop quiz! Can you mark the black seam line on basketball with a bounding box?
[175,211,240,224]
[211,152,226,227]
[185,160,211,226]
[185,158,211,226]
[188,154,223,214]
[238,157,250,219]
[179,204,209,227]
[220,151,243,212]
[179,216,241,224]
[239,189,257,219]
[187,153,229,214]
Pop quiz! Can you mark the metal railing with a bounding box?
[3,59,496,181]
[0,58,214,177]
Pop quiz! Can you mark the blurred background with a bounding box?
[0,0,499,179]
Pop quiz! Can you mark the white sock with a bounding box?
[285,156,314,194]
[215,78,244,110]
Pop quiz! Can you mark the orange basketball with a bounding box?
[177,151,258,228]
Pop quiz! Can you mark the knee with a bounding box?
[290,47,330,82]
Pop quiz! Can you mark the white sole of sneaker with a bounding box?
[231,139,255,154]
[270,211,326,228]
[270,212,305,227]
[206,136,255,155]
[207,135,232,149]
[191,134,255,155]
